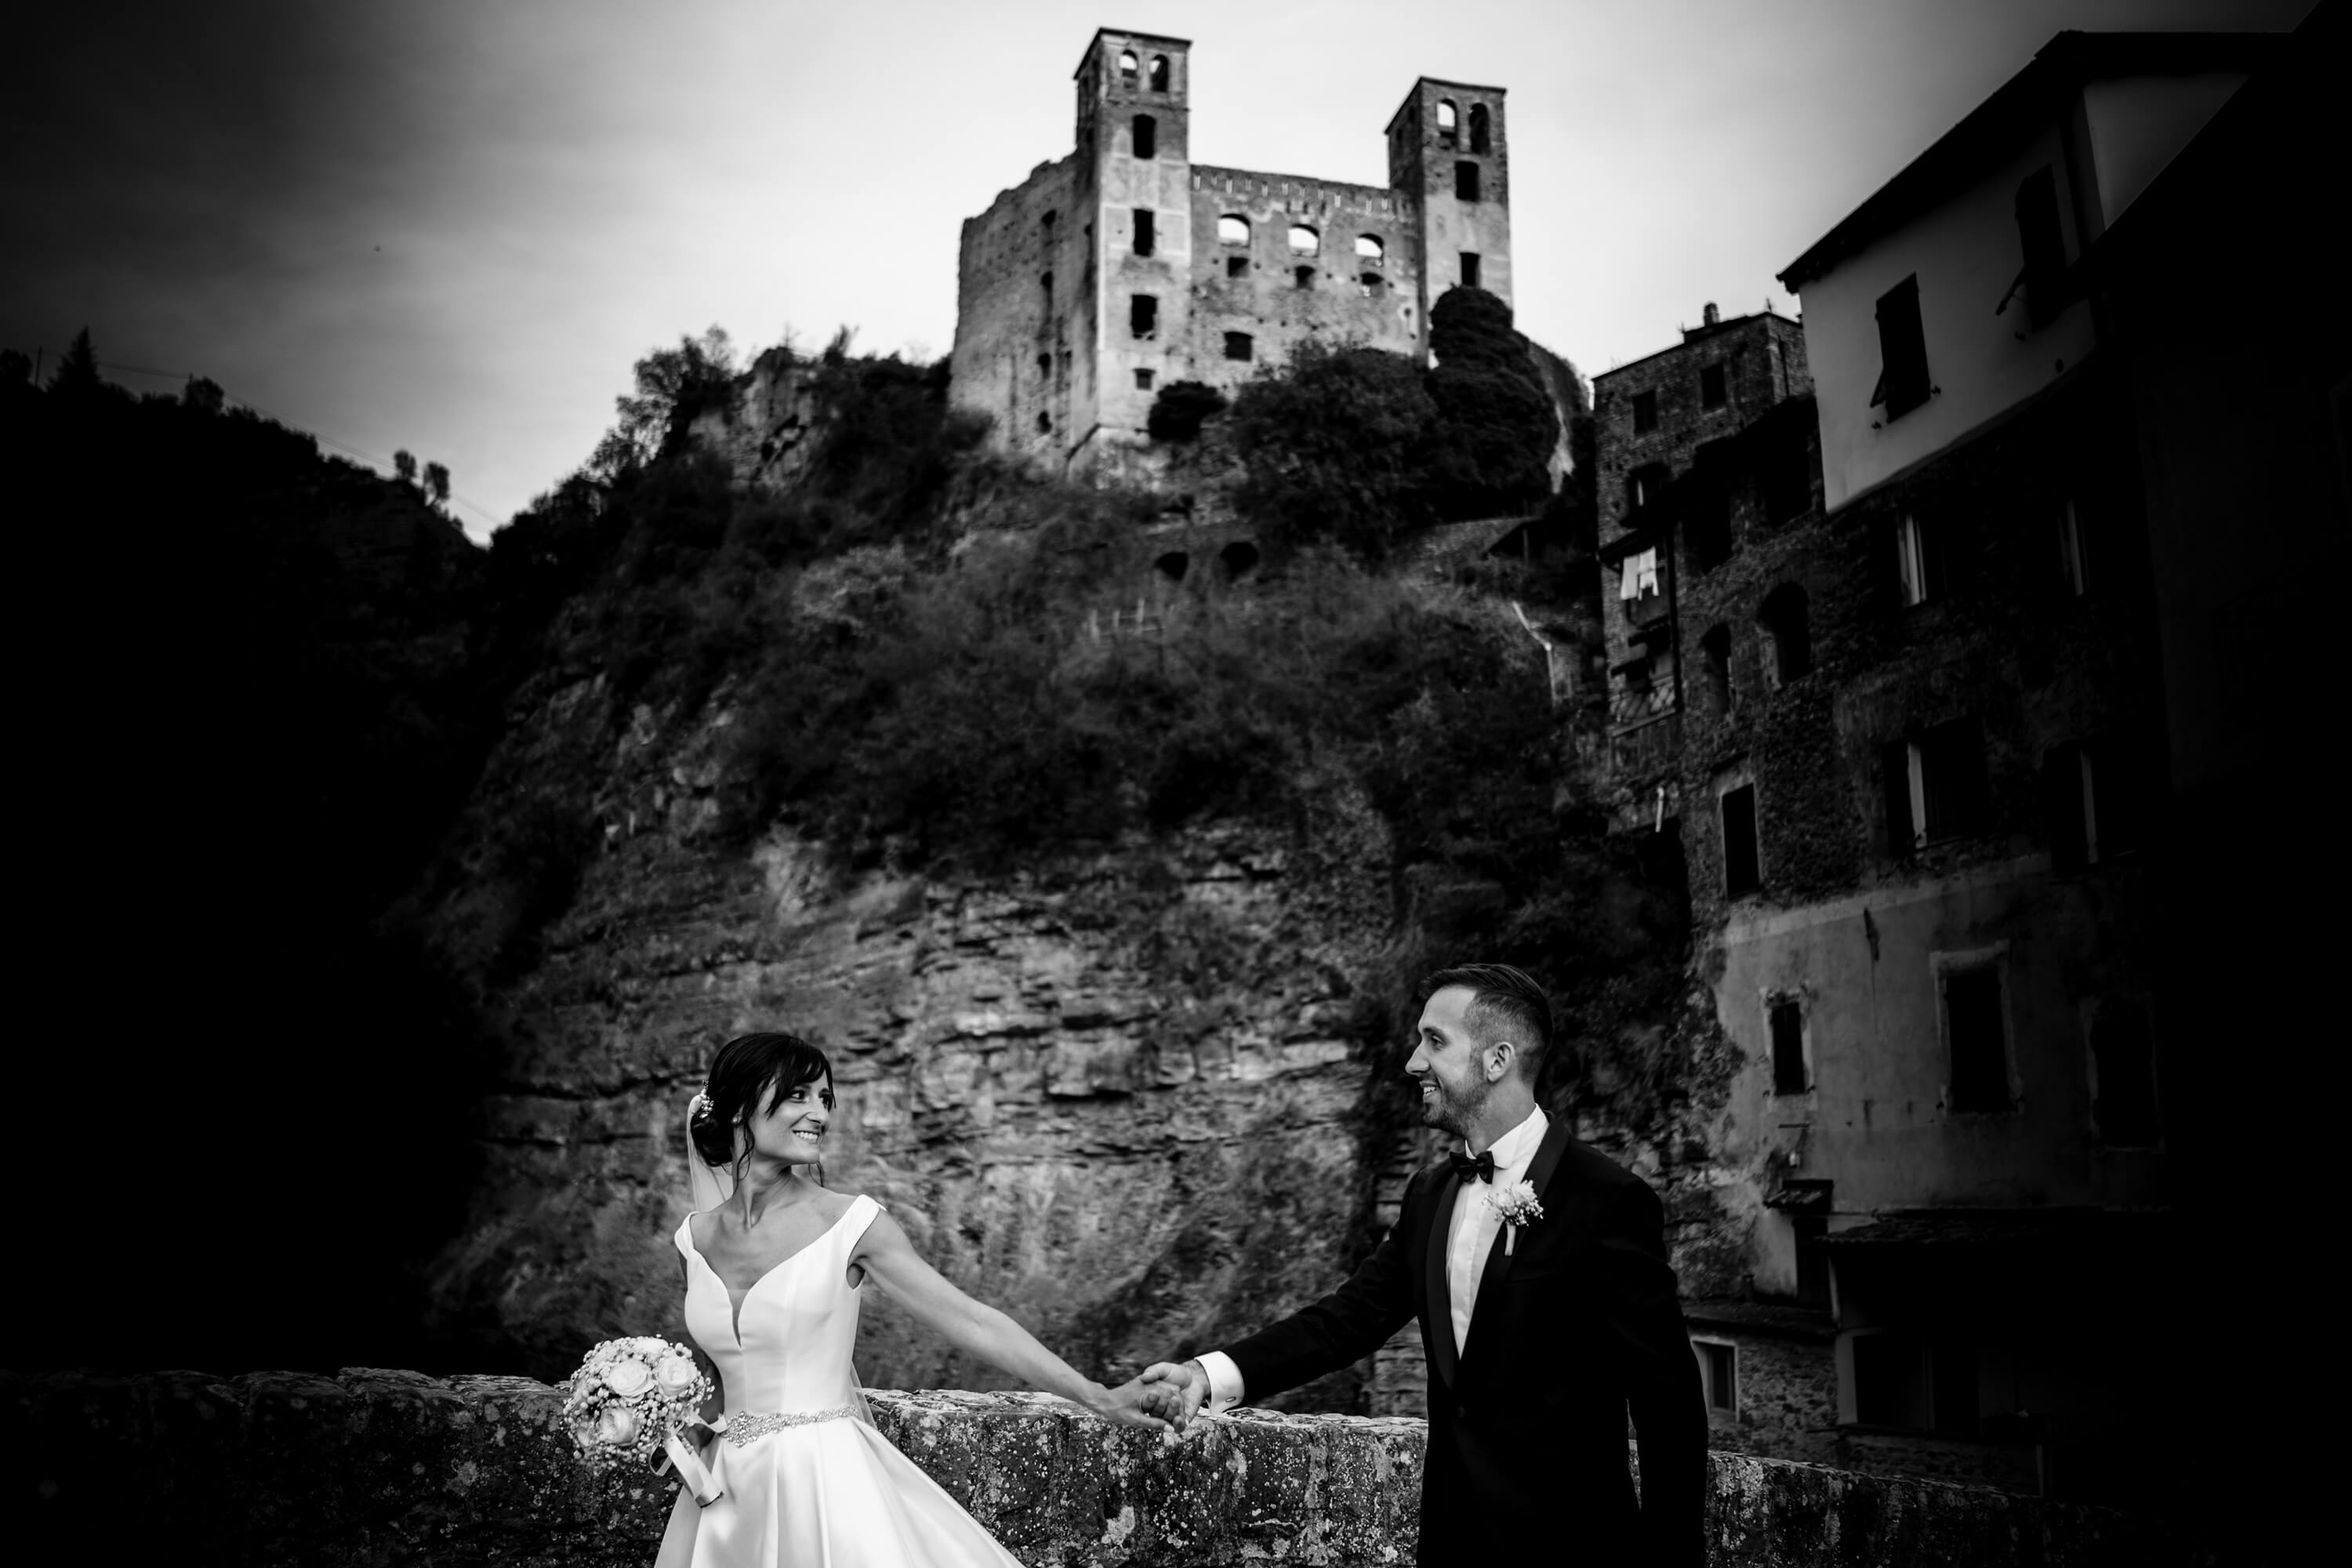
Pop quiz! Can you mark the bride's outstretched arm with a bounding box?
[855,1209,1171,1431]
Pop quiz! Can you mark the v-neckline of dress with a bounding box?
[688,1200,860,1345]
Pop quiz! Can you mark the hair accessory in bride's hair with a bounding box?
[691,1089,717,1120]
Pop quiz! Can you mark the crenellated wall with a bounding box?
[1183,167,1423,397]
[4,1369,2225,1566]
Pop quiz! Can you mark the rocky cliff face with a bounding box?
[419,650,1436,1408]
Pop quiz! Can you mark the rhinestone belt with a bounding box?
[720,1406,860,1446]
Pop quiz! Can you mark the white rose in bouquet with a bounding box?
[602,1356,655,1397]
[655,1354,702,1395]
[595,1404,642,1446]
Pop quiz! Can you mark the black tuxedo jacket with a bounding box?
[1222,1121,1707,1566]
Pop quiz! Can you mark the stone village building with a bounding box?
[949,28,1513,480]
[1585,27,2315,1516]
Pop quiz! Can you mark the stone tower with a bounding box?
[1071,29,1193,466]
[1385,78,1513,357]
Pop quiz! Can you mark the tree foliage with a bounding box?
[1424,288,1562,520]
[590,325,739,480]
[1228,342,1436,559]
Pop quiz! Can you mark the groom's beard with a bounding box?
[1422,1073,1492,1139]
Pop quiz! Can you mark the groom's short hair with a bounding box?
[1423,964,1552,1082]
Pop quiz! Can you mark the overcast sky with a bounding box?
[7,0,2312,539]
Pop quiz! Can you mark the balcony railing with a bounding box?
[1610,683,1679,728]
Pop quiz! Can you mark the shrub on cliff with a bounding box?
[1228,342,1436,559]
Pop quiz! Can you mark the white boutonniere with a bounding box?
[1486,1179,1544,1254]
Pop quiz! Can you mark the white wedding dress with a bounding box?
[652,1194,1022,1567]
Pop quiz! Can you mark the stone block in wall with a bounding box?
[5,1369,2238,1566]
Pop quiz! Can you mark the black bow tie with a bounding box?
[1449,1149,1496,1185]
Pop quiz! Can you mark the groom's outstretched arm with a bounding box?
[1197,1170,1428,1409]
[1596,1174,1708,1568]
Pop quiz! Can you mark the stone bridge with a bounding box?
[4,1369,2216,1565]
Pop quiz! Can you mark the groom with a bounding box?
[1142,964,1707,1565]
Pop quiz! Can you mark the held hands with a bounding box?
[1086,1374,1180,1433]
[1137,1359,1210,1434]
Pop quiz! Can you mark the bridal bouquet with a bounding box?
[564,1337,721,1503]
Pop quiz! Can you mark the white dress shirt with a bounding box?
[1443,1106,1548,1356]
[1195,1106,1550,1412]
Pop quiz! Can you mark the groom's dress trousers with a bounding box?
[1200,1112,1707,1566]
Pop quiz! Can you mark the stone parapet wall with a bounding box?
[5,1369,2220,1566]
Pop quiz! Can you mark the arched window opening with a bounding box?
[1468,103,1490,154]
[1040,271,1054,312]
[1287,224,1319,255]
[1759,583,1812,688]
[1294,265,1316,290]
[2089,997,2160,1146]
[1149,54,1170,92]
[1220,540,1261,582]
[1436,99,1458,146]
[1042,210,1057,241]
[1118,49,1138,85]
[1700,624,1733,717]
[1133,114,1157,160]
[1218,214,1251,245]
[1356,234,1385,263]
[1223,332,1253,362]
[1155,550,1189,583]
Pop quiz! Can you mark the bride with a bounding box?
[653,1030,1169,1567]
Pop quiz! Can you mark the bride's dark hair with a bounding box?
[691,1031,835,1169]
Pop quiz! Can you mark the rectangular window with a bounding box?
[1694,1340,1737,1414]
[1134,368,1155,391]
[1894,513,1941,607]
[2042,741,2091,873]
[1632,390,1658,434]
[1769,1000,1806,1094]
[1628,463,1668,511]
[1226,256,1249,278]
[1722,784,1761,896]
[1461,251,1481,289]
[1872,274,1930,419]
[1915,717,1987,844]
[1223,331,1253,362]
[2014,166,2067,328]
[1129,293,1158,339]
[1455,161,1481,201]
[1944,966,2010,1112]
[2057,496,2089,597]
[1700,363,1727,409]
[1132,114,1156,160]
[1132,209,1156,257]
